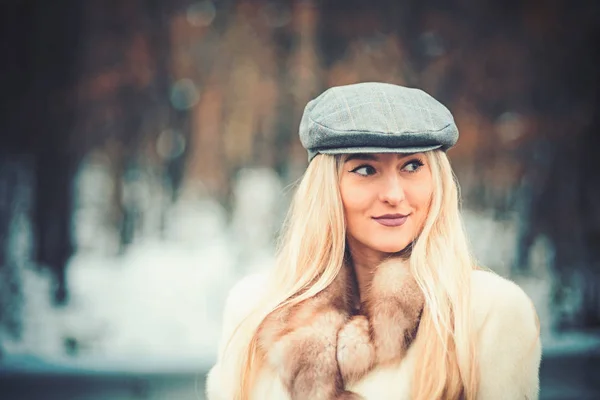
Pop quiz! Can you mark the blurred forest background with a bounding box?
[1,0,599,399]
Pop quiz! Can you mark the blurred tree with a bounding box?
[515,0,600,328]
[0,0,599,336]
[0,0,181,311]
[74,0,181,250]
[0,0,84,307]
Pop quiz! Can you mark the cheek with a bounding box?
[340,179,371,222]
[340,188,357,220]
[409,179,434,226]
[414,184,433,210]
[411,169,434,207]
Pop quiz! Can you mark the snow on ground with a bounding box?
[1,162,280,372]
[1,160,598,373]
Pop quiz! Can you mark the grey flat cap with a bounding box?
[299,82,459,162]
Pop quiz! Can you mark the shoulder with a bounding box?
[470,270,542,399]
[470,269,539,334]
[206,272,271,400]
[224,272,270,318]
[219,271,271,344]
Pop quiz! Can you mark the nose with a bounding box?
[379,175,405,205]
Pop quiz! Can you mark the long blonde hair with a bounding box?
[223,150,478,399]
[409,151,478,399]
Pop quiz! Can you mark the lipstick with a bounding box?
[372,214,408,227]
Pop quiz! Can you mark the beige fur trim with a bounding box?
[257,257,424,399]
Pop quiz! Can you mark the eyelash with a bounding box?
[404,158,424,173]
[349,158,425,176]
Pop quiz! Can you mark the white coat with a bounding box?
[206,269,542,399]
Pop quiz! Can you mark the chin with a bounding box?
[373,241,412,254]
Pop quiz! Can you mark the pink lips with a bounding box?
[372,213,409,227]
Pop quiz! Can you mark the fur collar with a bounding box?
[256,257,424,400]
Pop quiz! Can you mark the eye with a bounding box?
[402,159,424,173]
[350,165,376,176]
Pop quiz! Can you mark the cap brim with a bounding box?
[318,144,443,156]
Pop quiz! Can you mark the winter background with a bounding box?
[1,0,600,399]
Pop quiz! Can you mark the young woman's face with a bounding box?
[339,152,434,261]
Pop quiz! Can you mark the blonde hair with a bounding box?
[223,150,478,400]
[410,151,478,399]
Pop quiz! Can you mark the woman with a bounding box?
[206,82,542,399]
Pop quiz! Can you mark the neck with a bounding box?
[349,251,380,304]
[347,245,411,304]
